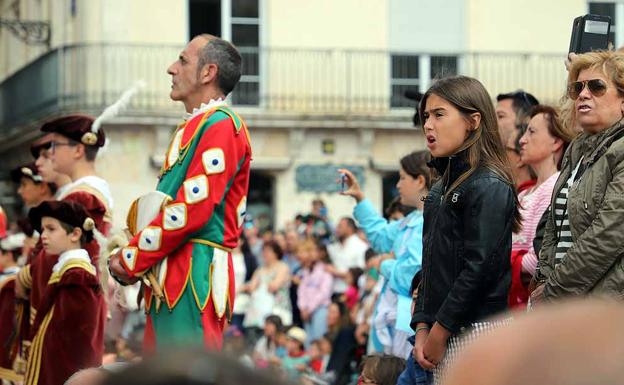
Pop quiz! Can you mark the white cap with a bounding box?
[287,327,307,344]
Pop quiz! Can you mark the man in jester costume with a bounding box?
[109,34,251,351]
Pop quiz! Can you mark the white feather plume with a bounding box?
[91,80,147,133]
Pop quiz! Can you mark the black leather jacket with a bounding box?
[411,156,514,334]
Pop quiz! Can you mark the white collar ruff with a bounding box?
[183,98,227,121]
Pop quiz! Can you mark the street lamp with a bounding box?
[0,18,50,47]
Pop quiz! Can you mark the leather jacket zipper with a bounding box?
[421,156,454,322]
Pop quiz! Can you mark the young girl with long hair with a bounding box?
[412,76,520,383]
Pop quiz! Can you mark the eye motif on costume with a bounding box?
[139,227,162,252]
[122,247,138,270]
[183,175,209,204]
[163,203,187,231]
[237,196,247,228]
[202,148,225,175]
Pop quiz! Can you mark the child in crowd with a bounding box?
[343,267,363,310]
[23,200,106,385]
[356,249,382,348]
[0,233,25,382]
[308,340,324,374]
[274,328,289,360]
[397,272,432,385]
[279,327,310,380]
[300,338,334,385]
[297,239,333,344]
[359,355,406,385]
[319,334,333,366]
[253,315,283,368]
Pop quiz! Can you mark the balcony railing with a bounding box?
[0,43,568,135]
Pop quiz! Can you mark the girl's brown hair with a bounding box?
[399,150,432,189]
[419,76,522,232]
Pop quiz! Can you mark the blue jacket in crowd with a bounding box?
[354,199,423,297]
[353,199,423,333]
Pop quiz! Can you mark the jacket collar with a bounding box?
[570,118,624,167]
[428,151,470,186]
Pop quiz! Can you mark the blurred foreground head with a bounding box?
[444,299,624,385]
[101,349,291,385]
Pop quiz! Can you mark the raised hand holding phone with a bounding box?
[337,168,364,202]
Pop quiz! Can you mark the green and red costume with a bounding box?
[119,105,251,351]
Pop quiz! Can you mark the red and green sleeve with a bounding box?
[120,118,249,277]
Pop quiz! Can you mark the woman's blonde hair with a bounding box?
[419,76,522,232]
[566,50,624,129]
[296,238,316,254]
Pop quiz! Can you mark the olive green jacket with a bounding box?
[536,119,624,299]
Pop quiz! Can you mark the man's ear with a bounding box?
[199,63,218,85]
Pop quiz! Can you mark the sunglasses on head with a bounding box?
[514,91,536,108]
[567,79,608,100]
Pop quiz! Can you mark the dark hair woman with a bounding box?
[412,76,519,383]
[325,300,358,385]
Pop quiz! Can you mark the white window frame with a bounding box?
[221,0,264,106]
[389,54,459,109]
[429,55,459,81]
[389,54,421,108]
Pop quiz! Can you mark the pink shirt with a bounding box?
[512,172,560,275]
[344,286,359,309]
[297,262,333,313]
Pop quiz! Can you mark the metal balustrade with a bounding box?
[0,43,567,135]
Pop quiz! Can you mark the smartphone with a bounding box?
[340,173,347,192]
[569,14,611,54]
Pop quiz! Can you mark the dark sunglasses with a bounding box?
[567,79,608,100]
[515,91,536,108]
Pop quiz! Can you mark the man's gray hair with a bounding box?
[197,35,242,96]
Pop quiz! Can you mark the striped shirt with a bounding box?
[554,159,584,264]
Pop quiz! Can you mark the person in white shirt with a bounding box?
[326,217,368,294]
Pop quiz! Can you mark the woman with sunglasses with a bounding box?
[531,50,624,304]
